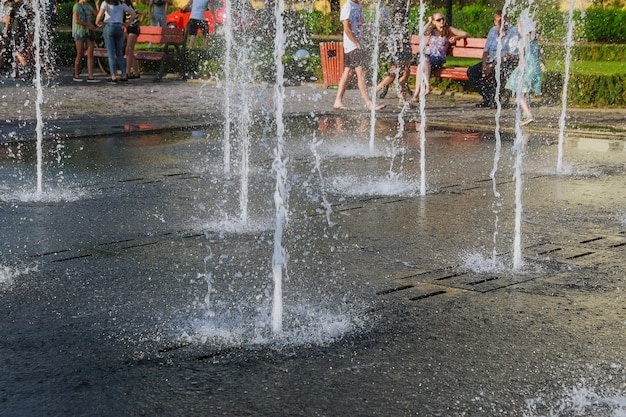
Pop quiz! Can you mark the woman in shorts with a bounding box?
[72,0,99,81]
[123,0,145,79]
[410,12,468,103]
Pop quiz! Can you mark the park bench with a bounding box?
[91,26,186,81]
[319,37,486,88]
[409,35,486,81]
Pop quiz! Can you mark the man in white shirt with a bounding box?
[333,0,385,111]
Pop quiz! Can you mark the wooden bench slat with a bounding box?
[448,48,483,59]
[408,36,486,82]
[137,26,184,44]
[134,51,166,61]
[93,48,107,58]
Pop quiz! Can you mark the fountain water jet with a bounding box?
[222,0,234,177]
[271,0,288,334]
[368,0,382,152]
[416,0,427,196]
[556,0,582,174]
[488,0,514,268]
[33,0,48,196]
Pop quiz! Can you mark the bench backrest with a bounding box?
[137,26,185,46]
[410,35,486,59]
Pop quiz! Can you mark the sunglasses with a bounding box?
[434,17,445,22]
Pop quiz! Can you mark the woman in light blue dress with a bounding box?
[506,19,545,125]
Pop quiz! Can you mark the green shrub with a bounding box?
[56,0,149,28]
[451,4,497,38]
[57,1,75,27]
[543,42,626,61]
[298,9,341,36]
[566,73,626,106]
[582,6,626,43]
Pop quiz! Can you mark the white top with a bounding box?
[340,0,364,54]
[100,2,131,24]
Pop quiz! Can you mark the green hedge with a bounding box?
[563,73,626,106]
[425,71,626,107]
[543,42,626,61]
[298,10,342,36]
[582,6,626,43]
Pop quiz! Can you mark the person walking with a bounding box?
[333,0,385,111]
[72,0,99,82]
[95,0,136,82]
[505,15,545,125]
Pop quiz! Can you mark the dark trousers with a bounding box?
[467,58,518,105]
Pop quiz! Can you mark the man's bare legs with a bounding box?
[333,67,354,110]
[334,65,386,111]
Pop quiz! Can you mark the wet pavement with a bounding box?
[0,72,625,416]
[1,71,625,141]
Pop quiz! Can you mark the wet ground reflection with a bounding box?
[0,115,625,416]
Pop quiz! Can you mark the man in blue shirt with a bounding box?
[467,11,519,108]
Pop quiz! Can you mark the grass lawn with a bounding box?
[443,57,625,76]
[545,59,626,75]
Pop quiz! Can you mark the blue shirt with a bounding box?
[484,25,519,62]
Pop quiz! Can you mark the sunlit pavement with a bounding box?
[0,71,625,416]
[1,71,625,141]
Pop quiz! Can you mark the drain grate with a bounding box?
[466,276,501,286]
[376,284,414,295]
[408,290,447,301]
[51,253,93,262]
[526,235,624,268]
[565,251,594,260]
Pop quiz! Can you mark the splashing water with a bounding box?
[0,186,88,203]
[221,0,233,176]
[462,252,508,274]
[0,264,38,288]
[525,386,626,417]
[462,251,545,275]
[330,174,418,197]
[180,300,365,349]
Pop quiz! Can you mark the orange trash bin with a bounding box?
[319,42,344,88]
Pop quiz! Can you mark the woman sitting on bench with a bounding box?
[410,12,468,104]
